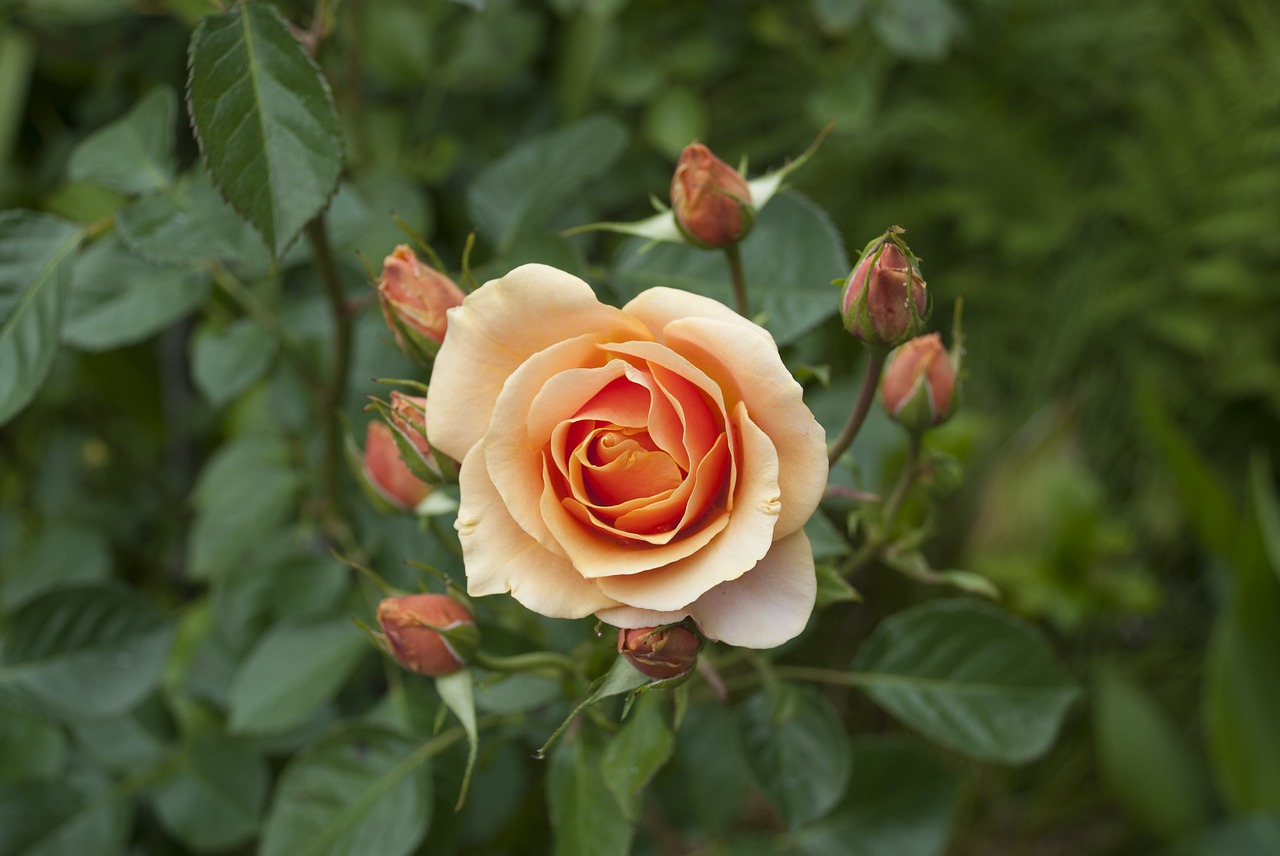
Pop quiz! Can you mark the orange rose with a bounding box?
[427,265,828,648]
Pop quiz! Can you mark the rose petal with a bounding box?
[427,264,651,462]
[663,317,828,538]
[623,286,773,345]
[595,604,691,629]
[594,402,781,609]
[688,528,816,648]
[454,443,618,618]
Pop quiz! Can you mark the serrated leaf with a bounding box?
[228,620,368,734]
[0,584,174,720]
[62,234,210,351]
[738,684,852,830]
[190,316,278,407]
[0,210,82,425]
[115,170,263,267]
[66,86,177,195]
[852,599,1079,763]
[150,736,270,852]
[600,690,675,820]
[260,724,432,856]
[187,2,342,256]
[548,726,634,856]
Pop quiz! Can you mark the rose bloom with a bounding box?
[426,265,828,648]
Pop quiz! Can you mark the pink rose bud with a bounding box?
[670,142,755,248]
[377,245,465,361]
[840,229,930,351]
[364,421,431,511]
[880,333,958,433]
[377,593,477,677]
[617,625,703,681]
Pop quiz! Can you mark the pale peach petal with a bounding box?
[688,528,816,648]
[623,286,773,345]
[595,604,691,629]
[664,317,828,538]
[594,403,781,609]
[454,444,617,617]
[426,264,651,462]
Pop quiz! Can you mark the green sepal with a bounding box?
[435,669,479,811]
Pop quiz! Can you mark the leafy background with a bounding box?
[1,0,1279,854]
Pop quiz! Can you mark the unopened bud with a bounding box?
[363,421,431,511]
[880,333,958,433]
[670,143,755,248]
[841,229,929,350]
[617,624,703,681]
[377,245,465,361]
[386,391,442,483]
[377,593,477,677]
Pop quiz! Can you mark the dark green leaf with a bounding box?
[187,2,342,256]
[190,316,278,407]
[260,724,431,856]
[0,210,82,425]
[601,690,675,820]
[0,584,173,720]
[66,86,177,195]
[852,599,1079,763]
[0,711,68,782]
[1251,452,1280,585]
[0,766,130,856]
[793,737,958,856]
[150,736,269,852]
[228,619,369,734]
[1,524,111,611]
[63,234,209,351]
[1174,815,1280,856]
[871,0,959,61]
[467,115,628,253]
[653,699,750,834]
[115,171,262,267]
[548,726,633,856]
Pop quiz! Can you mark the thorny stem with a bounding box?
[307,217,353,544]
[827,350,886,467]
[724,243,749,317]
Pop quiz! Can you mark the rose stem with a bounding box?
[827,350,886,467]
[879,432,922,536]
[724,243,749,317]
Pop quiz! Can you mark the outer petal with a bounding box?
[454,443,618,618]
[664,316,828,538]
[594,604,690,629]
[688,528,816,648]
[427,264,651,462]
[623,286,773,345]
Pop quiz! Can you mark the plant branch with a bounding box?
[827,350,886,467]
[307,217,353,540]
[880,433,922,535]
[724,243,749,317]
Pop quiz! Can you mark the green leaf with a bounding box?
[871,0,960,61]
[815,562,863,608]
[0,210,82,425]
[601,690,675,820]
[653,699,750,833]
[738,683,852,830]
[187,436,299,580]
[0,711,68,782]
[435,669,479,810]
[612,191,848,346]
[0,775,130,856]
[62,234,210,351]
[1093,665,1209,840]
[190,316,278,407]
[228,619,368,734]
[852,599,1080,763]
[187,2,342,256]
[467,114,628,253]
[150,735,270,852]
[116,170,264,267]
[792,736,959,856]
[1174,815,1280,856]
[0,584,174,720]
[1,523,111,611]
[537,655,652,756]
[260,724,432,856]
[66,86,177,195]
[1251,451,1280,586]
[548,726,634,856]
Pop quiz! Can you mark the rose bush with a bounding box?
[426,264,828,648]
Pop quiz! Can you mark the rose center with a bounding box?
[579,427,684,507]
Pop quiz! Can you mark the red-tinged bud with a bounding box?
[880,333,958,433]
[377,245,465,361]
[377,593,477,677]
[617,624,703,681]
[364,421,431,511]
[670,143,755,248]
[840,229,930,351]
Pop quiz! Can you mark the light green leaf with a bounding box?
[793,736,958,856]
[260,724,431,856]
[187,2,343,256]
[548,726,634,856]
[871,0,960,61]
[601,690,675,820]
[0,584,174,720]
[852,599,1079,763]
[738,683,852,830]
[815,562,863,608]
[115,170,264,267]
[66,86,177,195]
[150,736,269,852]
[63,234,210,351]
[467,114,628,253]
[228,620,368,734]
[435,669,478,810]
[190,316,278,407]
[0,210,82,425]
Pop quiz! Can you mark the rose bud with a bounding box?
[840,230,930,350]
[385,391,443,483]
[363,421,431,511]
[879,333,958,433]
[670,142,755,248]
[377,244,465,362]
[377,593,478,677]
[617,625,703,681]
